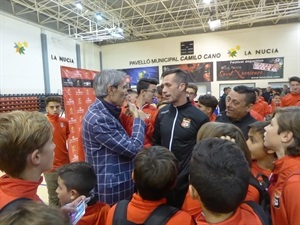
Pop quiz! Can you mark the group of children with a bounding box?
[1,105,300,225]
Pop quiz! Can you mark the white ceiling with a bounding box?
[1,0,300,45]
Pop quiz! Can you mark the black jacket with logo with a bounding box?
[152,101,209,208]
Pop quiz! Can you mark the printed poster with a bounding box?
[162,62,214,83]
[217,57,284,81]
[61,66,98,162]
[120,66,159,85]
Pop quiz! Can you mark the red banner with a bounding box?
[61,66,98,162]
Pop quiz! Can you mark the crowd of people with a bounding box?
[0,69,300,225]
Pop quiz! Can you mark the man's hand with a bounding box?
[61,195,86,217]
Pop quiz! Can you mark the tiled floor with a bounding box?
[0,171,49,204]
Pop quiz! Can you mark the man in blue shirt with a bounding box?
[82,70,147,205]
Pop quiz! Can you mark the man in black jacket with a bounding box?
[152,68,209,209]
[216,85,257,139]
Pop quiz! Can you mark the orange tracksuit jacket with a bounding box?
[252,99,270,117]
[268,156,300,225]
[280,93,300,107]
[195,203,263,225]
[105,193,194,225]
[0,175,43,209]
[77,201,110,225]
[47,114,70,170]
[120,104,158,148]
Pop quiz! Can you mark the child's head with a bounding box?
[272,93,281,105]
[264,107,300,156]
[197,94,218,117]
[133,146,179,201]
[56,162,97,205]
[0,111,54,178]
[0,201,71,225]
[189,138,250,214]
[197,122,252,167]
[247,121,274,160]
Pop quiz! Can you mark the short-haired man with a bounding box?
[218,87,231,112]
[197,94,218,121]
[190,138,263,225]
[216,85,257,139]
[186,83,198,107]
[82,70,147,205]
[262,85,273,104]
[120,78,159,148]
[153,68,209,209]
[280,76,300,107]
[44,96,70,206]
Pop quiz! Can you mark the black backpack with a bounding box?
[112,200,179,225]
[0,198,32,216]
[249,174,272,225]
[245,201,270,225]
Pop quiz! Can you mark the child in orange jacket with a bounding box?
[120,78,158,148]
[264,106,300,225]
[0,111,54,209]
[190,138,264,225]
[105,146,194,225]
[56,162,110,225]
[247,121,276,181]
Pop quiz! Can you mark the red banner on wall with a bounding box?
[61,66,98,162]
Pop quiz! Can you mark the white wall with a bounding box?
[0,13,101,94]
[0,14,44,94]
[99,23,300,97]
[45,30,77,93]
[80,42,101,72]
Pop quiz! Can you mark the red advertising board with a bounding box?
[61,66,98,162]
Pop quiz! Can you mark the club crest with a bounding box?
[181,118,191,128]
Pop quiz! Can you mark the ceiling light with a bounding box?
[95,13,102,20]
[208,19,221,31]
[203,0,212,4]
[75,2,82,10]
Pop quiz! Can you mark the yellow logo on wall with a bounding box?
[14,41,28,55]
[228,45,240,58]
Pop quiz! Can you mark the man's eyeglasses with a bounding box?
[144,89,157,94]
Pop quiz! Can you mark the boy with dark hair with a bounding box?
[197,94,218,121]
[270,93,281,113]
[264,106,300,225]
[186,83,198,107]
[105,146,194,225]
[252,88,271,118]
[156,84,164,104]
[280,76,300,106]
[247,121,276,181]
[189,138,264,225]
[44,96,70,206]
[120,78,159,147]
[56,162,110,225]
